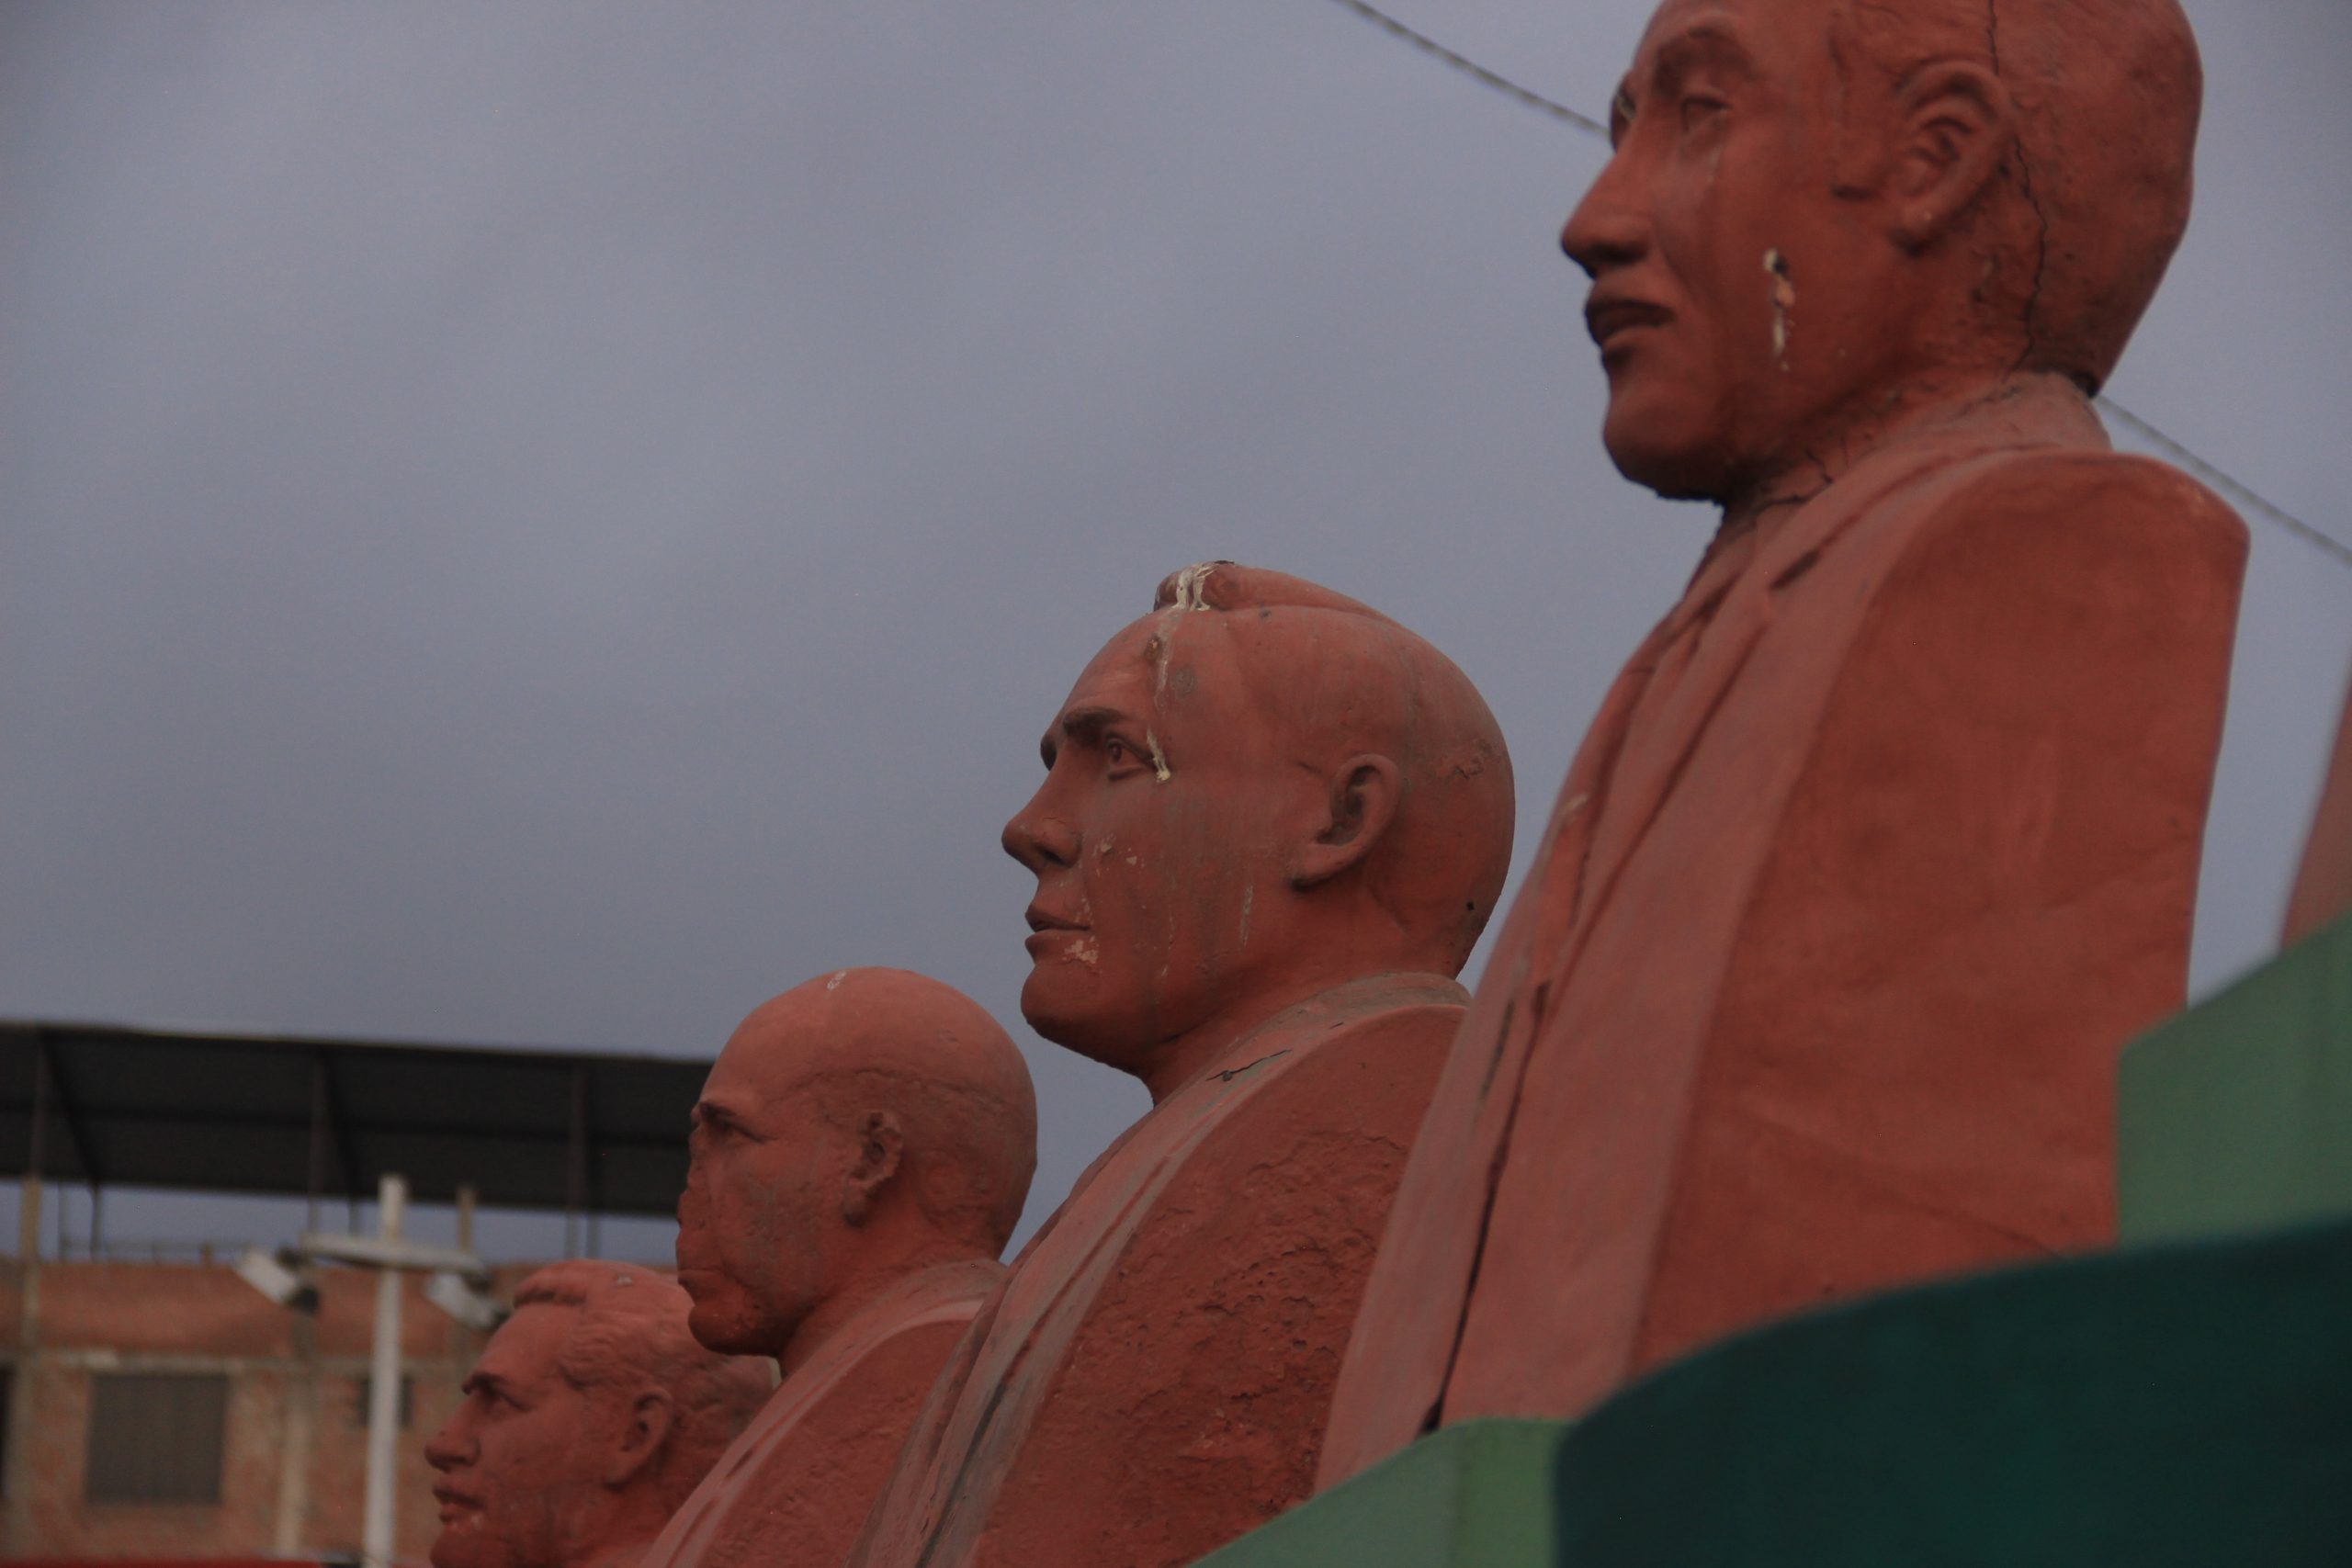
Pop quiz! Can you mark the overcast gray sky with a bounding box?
[5,0,2347,1264]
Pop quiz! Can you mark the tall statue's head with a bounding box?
[424,1262,770,1568]
[1002,562,1515,1093]
[675,968,1037,1364]
[1563,0,2202,501]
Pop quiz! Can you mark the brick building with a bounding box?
[0,1021,713,1564]
[0,1254,545,1561]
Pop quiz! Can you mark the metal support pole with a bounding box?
[272,1313,318,1557]
[18,1052,47,1265]
[362,1174,406,1568]
[307,1061,329,1234]
[6,1051,50,1552]
[564,1066,588,1260]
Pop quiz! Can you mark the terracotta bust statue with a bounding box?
[425,1262,770,1568]
[638,967,1036,1568]
[849,564,1515,1568]
[2285,669,2352,944]
[1320,0,2247,1486]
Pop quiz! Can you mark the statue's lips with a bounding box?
[1023,906,1089,959]
[1586,295,1674,356]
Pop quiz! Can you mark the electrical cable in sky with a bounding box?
[1315,0,2352,574]
[1318,0,1606,133]
[2095,400,2352,572]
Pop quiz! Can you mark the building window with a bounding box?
[347,1374,413,1429]
[85,1373,229,1505]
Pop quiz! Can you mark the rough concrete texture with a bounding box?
[639,1260,996,1568]
[650,969,1036,1568]
[852,567,1515,1568]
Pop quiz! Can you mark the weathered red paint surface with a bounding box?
[648,969,1036,1568]
[850,567,1515,1568]
[424,1263,770,1568]
[1319,0,2245,1487]
[2284,671,2352,944]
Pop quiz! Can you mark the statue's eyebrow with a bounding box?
[690,1094,759,1136]
[463,1368,518,1401]
[1612,21,1754,148]
[1649,21,1756,90]
[1042,705,1126,767]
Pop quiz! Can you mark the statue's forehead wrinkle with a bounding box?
[1638,0,1744,52]
[481,1306,567,1377]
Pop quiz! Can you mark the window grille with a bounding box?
[85,1372,229,1506]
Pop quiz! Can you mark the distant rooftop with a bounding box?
[0,1021,709,1219]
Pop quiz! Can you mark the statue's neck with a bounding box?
[1131,968,1463,1107]
[571,1522,662,1568]
[777,1249,995,1378]
[1716,369,2096,540]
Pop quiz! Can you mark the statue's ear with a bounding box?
[839,1110,905,1226]
[1885,61,2016,251]
[1289,755,1403,890]
[602,1390,674,1489]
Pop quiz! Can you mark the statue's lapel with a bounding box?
[1565,579,1774,950]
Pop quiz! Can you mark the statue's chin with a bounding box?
[1601,421,1731,504]
[1021,981,1170,1080]
[428,1529,498,1568]
[684,1291,771,1359]
[1019,996,1122,1068]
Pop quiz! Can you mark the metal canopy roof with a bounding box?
[0,1021,711,1218]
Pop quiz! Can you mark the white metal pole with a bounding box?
[362,1174,407,1568]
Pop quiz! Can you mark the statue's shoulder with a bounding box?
[1777,439,2248,815]
[1796,444,2249,662]
[1894,443,2248,574]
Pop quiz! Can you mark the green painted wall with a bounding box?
[1205,1221,2352,1565]
[1196,1419,1564,1568]
[2120,912,2352,1245]
[1548,1217,2352,1564]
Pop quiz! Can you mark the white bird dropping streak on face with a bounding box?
[1764,249,1795,367]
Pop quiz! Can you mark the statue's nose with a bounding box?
[1561,156,1650,278]
[1002,799,1080,873]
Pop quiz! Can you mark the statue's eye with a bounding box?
[1679,94,1727,134]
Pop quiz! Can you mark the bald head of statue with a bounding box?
[1003,562,1515,1100]
[675,968,1037,1368]
[1563,0,2202,502]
